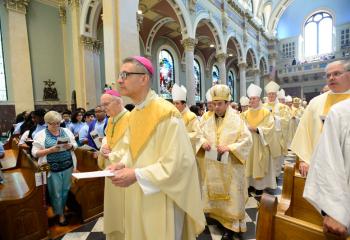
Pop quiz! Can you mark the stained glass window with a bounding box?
[0,24,7,101]
[228,70,235,98]
[305,12,333,58]
[194,59,201,102]
[212,65,220,85]
[159,49,175,99]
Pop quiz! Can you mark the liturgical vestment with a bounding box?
[242,107,276,190]
[98,109,130,237]
[198,106,252,232]
[304,99,350,233]
[114,90,205,240]
[291,90,350,164]
[181,107,204,154]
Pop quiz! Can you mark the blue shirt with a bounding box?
[0,142,4,155]
[32,123,47,139]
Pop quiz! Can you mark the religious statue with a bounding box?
[43,79,59,101]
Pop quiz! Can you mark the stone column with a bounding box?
[102,0,139,86]
[6,0,34,113]
[239,62,247,97]
[67,0,86,108]
[233,75,238,102]
[253,68,260,87]
[59,5,72,109]
[81,36,103,108]
[216,53,227,84]
[181,38,196,105]
[269,52,277,81]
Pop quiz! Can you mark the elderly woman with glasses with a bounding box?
[32,111,78,226]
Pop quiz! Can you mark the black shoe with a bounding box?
[255,189,263,196]
[221,230,234,240]
[58,219,68,226]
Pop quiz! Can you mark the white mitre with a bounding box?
[171,83,187,101]
[265,81,280,93]
[247,83,262,98]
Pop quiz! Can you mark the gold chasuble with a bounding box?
[97,109,129,236]
[291,90,350,164]
[198,107,252,232]
[288,106,304,144]
[117,91,205,240]
[242,108,275,180]
[264,102,291,156]
[181,107,204,154]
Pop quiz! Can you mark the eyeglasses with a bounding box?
[48,122,60,126]
[118,71,146,80]
[326,71,348,79]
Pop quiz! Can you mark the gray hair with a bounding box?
[44,111,62,124]
[325,60,350,72]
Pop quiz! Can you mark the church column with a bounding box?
[182,38,196,106]
[59,5,71,109]
[233,75,238,102]
[216,53,227,84]
[102,0,139,86]
[6,0,34,113]
[253,68,260,86]
[81,37,103,108]
[239,62,247,97]
[67,0,85,108]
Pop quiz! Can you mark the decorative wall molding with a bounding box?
[59,5,66,24]
[80,36,102,52]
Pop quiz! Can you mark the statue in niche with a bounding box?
[43,79,59,101]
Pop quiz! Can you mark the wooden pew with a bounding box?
[70,148,104,223]
[256,164,346,240]
[0,151,48,240]
[0,138,20,170]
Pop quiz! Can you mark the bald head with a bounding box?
[100,93,123,117]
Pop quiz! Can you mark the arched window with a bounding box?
[228,70,235,98]
[159,49,175,99]
[0,24,7,101]
[212,65,220,85]
[194,59,201,102]
[304,12,333,58]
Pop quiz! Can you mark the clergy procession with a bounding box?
[1,0,350,239]
[2,56,350,240]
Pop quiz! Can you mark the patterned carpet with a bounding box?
[58,156,295,240]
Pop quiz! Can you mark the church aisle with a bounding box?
[57,156,294,240]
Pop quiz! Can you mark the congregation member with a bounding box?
[97,90,130,239]
[304,98,350,238]
[60,110,72,128]
[78,110,96,145]
[239,96,249,112]
[172,83,203,153]
[198,84,252,239]
[291,60,350,177]
[0,142,4,159]
[12,111,29,135]
[242,84,276,195]
[32,111,78,226]
[69,110,85,143]
[107,56,205,240]
[264,81,291,176]
[82,106,107,149]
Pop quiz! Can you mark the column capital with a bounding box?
[253,68,260,75]
[216,53,227,63]
[6,0,30,14]
[81,36,103,53]
[59,6,66,24]
[269,52,278,59]
[238,62,248,69]
[181,38,197,51]
[67,0,80,8]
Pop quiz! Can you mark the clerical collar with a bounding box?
[181,106,189,114]
[112,108,127,124]
[328,89,350,95]
[134,90,157,110]
[215,113,225,118]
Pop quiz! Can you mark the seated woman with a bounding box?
[32,111,77,226]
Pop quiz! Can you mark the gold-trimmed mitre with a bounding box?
[210,84,231,101]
